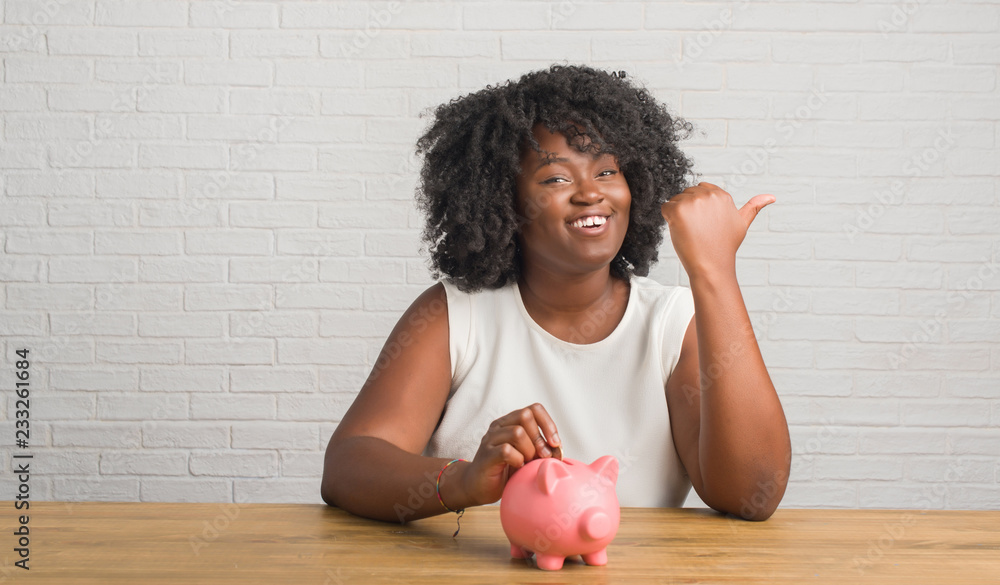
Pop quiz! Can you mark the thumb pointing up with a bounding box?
[738,194,776,230]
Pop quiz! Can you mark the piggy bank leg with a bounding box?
[534,553,565,571]
[581,548,608,566]
[509,543,532,559]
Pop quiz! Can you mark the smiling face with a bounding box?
[514,122,632,278]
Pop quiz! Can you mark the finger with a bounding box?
[660,200,674,222]
[738,193,776,228]
[512,408,552,459]
[493,405,556,458]
[488,427,535,466]
[497,443,526,470]
[527,403,561,449]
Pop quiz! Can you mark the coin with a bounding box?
[551,445,563,461]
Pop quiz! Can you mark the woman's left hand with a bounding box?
[660,182,775,279]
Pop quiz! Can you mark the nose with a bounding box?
[579,508,612,541]
[570,175,604,206]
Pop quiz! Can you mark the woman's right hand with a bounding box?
[459,403,562,506]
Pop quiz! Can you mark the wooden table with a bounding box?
[3,501,998,584]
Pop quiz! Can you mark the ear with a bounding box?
[537,459,571,495]
[589,456,619,487]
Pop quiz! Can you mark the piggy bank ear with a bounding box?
[589,456,619,487]
[536,459,571,495]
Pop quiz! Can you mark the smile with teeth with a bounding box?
[569,215,609,228]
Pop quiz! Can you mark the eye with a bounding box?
[542,170,617,184]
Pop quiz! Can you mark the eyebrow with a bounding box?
[534,157,570,172]
[534,152,614,173]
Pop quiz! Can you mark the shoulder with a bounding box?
[409,281,448,321]
[388,282,450,354]
[630,275,693,310]
[439,278,512,296]
[438,277,515,310]
[414,277,501,314]
[384,282,453,359]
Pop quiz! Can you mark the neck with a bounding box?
[517,263,626,317]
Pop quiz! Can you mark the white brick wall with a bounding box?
[1,1,997,512]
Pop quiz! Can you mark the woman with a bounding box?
[321,63,791,524]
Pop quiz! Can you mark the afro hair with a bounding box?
[413,63,695,293]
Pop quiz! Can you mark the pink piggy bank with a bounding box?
[499,455,620,571]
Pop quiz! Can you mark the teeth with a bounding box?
[571,215,607,228]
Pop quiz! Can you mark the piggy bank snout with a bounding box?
[579,508,612,541]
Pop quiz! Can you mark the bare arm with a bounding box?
[321,283,473,522]
[321,283,562,523]
[693,269,791,520]
[323,436,477,523]
[663,182,791,521]
[666,277,791,521]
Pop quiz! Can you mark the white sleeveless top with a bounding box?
[423,274,697,508]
